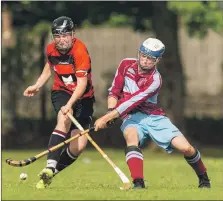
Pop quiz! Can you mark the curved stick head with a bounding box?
[5,158,21,167]
[6,158,11,164]
[5,157,36,167]
[120,182,131,190]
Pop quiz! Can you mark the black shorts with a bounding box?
[51,90,95,130]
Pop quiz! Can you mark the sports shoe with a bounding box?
[36,168,54,189]
[132,178,145,189]
[198,173,211,188]
[198,177,211,188]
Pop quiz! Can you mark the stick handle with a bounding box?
[6,127,93,167]
[35,128,91,159]
[67,113,130,186]
[67,113,117,168]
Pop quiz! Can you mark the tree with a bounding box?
[2,1,223,134]
[168,2,223,38]
[150,2,186,131]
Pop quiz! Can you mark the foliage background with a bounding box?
[1,1,223,151]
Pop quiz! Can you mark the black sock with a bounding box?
[47,129,67,170]
[184,150,209,179]
[55,147,79,174]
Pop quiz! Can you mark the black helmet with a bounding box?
[52,16,74,35]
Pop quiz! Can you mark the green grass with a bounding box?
[2,149,223,200]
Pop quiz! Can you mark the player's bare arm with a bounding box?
[23,62,51,97]
[108,96,118,109]
[94,109,120,131]
[61,76,88,115]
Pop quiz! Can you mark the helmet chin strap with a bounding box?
[138,52,159,71]
[152,58,159,66]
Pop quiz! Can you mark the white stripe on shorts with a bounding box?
[52,132,66,138]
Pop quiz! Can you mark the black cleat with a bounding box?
[198,173,211,188]
[198,178,211,188]
[132,178,145,189]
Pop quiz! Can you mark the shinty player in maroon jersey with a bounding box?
[94,38,211,189]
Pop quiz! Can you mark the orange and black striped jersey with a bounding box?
[46,37,94,99]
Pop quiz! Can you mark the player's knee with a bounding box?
[180,145,195,156]
[123,127,139,146]
[71,129,81,136]
[69,130,88,155]
[57,112,71,127]
[69,145,82,156]
[69,141,87,155]
[61,118,71,128]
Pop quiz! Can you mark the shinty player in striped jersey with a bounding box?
[24,16,95,189]
[94,38,211,189]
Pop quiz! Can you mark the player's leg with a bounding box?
[36,90,72,189]
[55,97,94,174]
[147,114,210,188]
[54,129,88,174]
[171,135,210,188]
[121,112,149,189]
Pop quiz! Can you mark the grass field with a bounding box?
[2,149,223,200]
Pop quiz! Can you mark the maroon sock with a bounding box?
[125,146,144,181]
[184,150,207,177]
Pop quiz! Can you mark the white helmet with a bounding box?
[139,38,165,61]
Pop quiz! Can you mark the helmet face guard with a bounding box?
[52,32,74,52]
[51,16,75,52]
[138,38,165,70]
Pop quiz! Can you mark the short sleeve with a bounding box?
[74,43,91,77]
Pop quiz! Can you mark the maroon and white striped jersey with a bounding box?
[108,58,165,117]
